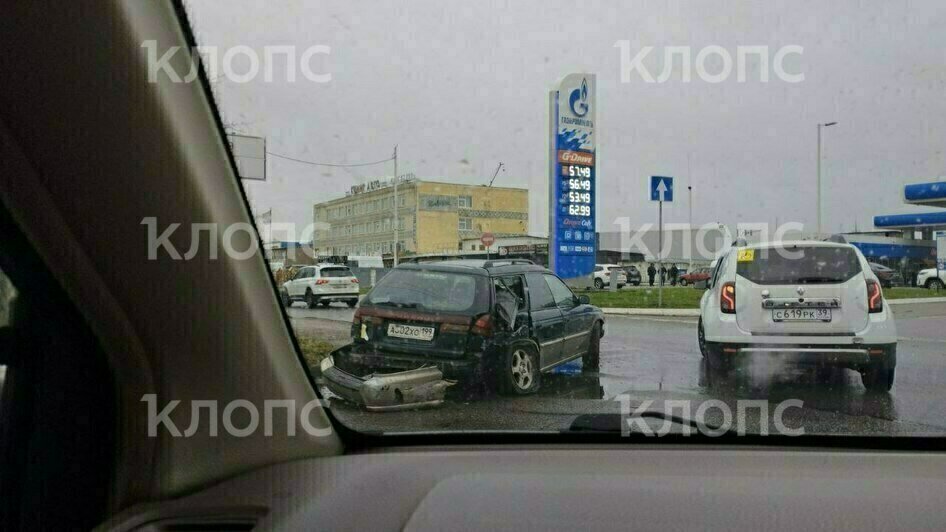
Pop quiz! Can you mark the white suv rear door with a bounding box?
[317,266,358,294]
[733,245,869,335]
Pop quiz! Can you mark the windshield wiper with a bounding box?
[372,300,420,309]
[796,276,842,284]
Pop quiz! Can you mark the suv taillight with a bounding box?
[315,279,329,285]
[471,313,493,336]
[867,279,883,313]
[720,282,736,314]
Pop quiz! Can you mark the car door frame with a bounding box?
[544,273,595,365]
[524,272,565,369]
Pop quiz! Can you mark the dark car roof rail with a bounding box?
[482,259,535,268]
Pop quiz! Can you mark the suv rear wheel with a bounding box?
[927,278,944,291]
[305,290,317,309]
[861,365,895,392]
[499,345,540,395]
[594,278,604,289]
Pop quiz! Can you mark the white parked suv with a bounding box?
[698,241,897,391]
[593,264,627,289]
[917,268,945,290]
[280,264,360,308]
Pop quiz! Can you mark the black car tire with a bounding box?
[680,278,688,287]
[499,344,541,395]
[861,366,895,392]
[347,299,358,308]
[280,291,291,308]
[633,281,640,286]
[319,300,331,307]
[582,322,602,371]
[305,290,317,309]
[594,278,604,290]
[927,279,944,291]
[697,318,707,358]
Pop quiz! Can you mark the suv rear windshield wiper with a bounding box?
[796,276,844,284]
[371,300,420,309]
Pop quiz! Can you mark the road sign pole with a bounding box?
[658,199,663,308]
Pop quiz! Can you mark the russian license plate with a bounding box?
[387,323,435,341]
[772,308,832,322]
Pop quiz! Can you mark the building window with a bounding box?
[459,217,472,231]
[458,195,472,208]
[384,218,390,231]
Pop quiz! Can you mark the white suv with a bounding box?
[698,241,897,391]
[593,264,627,289]
[280,264,360,308]
[917,268,945,290]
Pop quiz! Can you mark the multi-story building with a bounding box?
[313,177,529,257]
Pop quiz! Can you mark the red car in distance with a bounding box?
[679,267,712,287]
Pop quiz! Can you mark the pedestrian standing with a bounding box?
[647,263,656,286]
[669,264,679,286]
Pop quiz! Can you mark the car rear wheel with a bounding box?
[594,278,604,290]
[319,300,330,307]
[582,322,602,371]
[499,345,540,395]
[305,290,317,309]
[680,278,688,287]
[861,366,895,392]
[927,279,945,291]
[697,318,707,358]
[347,299,358,308]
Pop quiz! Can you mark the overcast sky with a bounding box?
[186,0,946,242]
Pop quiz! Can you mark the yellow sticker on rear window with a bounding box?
[737,249,755,262]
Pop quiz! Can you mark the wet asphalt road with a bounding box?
[288,301,946,436]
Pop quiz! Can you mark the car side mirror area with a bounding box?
[577,294,590,305]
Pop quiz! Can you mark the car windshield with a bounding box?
[737,246,863,285]
[182,1,946,440]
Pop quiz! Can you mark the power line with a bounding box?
[266,151,394,168]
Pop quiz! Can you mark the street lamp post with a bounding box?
[688,185,693,271]
[816,121,837,237]
[392,145,398,266]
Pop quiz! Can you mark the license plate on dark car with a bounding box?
[387,323,435,341]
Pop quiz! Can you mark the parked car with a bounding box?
[280,264,360,308]
[679,267,711,287]
[593,264,627,289]
[699,241,897,391]
[869,262,898,288]
[323,259,606,398]
[917,268,945,290]
[624,265,642,286]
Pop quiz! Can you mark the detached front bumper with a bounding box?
[320,348,454,411]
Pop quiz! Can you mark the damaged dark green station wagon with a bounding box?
[321,260,605,410]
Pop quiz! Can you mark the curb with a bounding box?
[599,296,946,317]
[602,308,700,317]
[887,297,946,305]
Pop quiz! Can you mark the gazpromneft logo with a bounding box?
[558,150,595,166]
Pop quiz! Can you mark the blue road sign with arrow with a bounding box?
[650,176,673,202]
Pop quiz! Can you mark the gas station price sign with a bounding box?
[554,152,595,254]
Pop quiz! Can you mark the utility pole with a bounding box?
[687,185,693,272]
[392,145,399,266]
[816,121,837,237]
